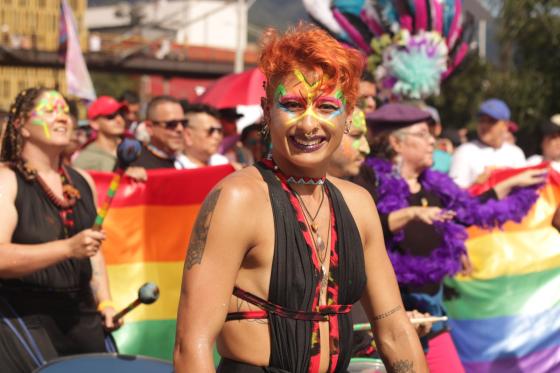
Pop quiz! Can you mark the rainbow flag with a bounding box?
[91,166,234,361]
[445,166,560,372]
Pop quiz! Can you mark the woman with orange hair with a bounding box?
[174,25,427,373]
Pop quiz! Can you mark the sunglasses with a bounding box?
[100,111,124,120]
[205,127,223,136]
[153,119,189,130]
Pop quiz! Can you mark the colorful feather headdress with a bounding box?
[303,0,473,100]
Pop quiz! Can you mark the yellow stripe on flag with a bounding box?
[107,262,184,322]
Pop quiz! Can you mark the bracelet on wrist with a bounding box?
[97,300,116,312]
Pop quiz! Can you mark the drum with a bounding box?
[34,353,173,373]
[347,357,387,373]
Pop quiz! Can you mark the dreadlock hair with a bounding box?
[1,87,49,180]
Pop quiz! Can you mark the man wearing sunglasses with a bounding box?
[130,95,187,169]
[74,96,128,171]
[176,103,229,169]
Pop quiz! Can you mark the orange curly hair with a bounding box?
[259,24,364,110]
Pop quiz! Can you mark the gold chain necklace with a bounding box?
[291,185,330,291]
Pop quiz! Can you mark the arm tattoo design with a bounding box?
[372,305,402,321]
[185,188,222,270]
[389,360,414,373]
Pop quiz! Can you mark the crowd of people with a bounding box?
[0,22,558,373]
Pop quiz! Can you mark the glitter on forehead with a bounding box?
[294,69,321,92]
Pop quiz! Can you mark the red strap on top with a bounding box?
[226,287,352,322]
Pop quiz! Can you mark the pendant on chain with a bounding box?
[321,265,328,290]
[315,232,325,254]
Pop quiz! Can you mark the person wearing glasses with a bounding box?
[130,95,188,169]
[176,103,229,169]
[73,96,128,171]
[352,103,546,373]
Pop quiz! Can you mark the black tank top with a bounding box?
[2,166,96,291]
[253,163,367,372]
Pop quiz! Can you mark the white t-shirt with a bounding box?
[450,140,526,188]
[527,154,560,172]
[175,153,229,169]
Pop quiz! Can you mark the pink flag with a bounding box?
[59,0,96,101]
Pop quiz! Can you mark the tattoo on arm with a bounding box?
[389,360,414,373]
[185,188,222,270]
[372,305,402,321]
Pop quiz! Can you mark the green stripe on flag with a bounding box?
[112,319,221,365]
[444,267,560,320]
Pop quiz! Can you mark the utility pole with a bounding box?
[234,0,247,73]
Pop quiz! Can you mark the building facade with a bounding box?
[0,0,87,109]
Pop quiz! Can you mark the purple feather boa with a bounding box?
[366,157,541,286]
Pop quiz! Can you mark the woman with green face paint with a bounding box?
[0,88,118,372]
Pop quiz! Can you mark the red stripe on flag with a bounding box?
[90,165,234,207]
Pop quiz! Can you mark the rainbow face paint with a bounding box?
[275,69,347,128]
[29,90,69,140]
[349,108,370,154]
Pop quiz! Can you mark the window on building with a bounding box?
[2,81,10,98]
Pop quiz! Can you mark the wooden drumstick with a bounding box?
[353,316,448,331]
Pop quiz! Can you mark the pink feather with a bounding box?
[414,0,428,31]
[447,0,463,48]
[400,15,413,31]
[332,8,372,53]
[360,8,384,36]
[443,42,468,79]
[431,0,444,33]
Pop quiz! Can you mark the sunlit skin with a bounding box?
[328,108,370,178]
[477,115,508,149]
[391,122,435,173]
[542,134,560,162]
[29,90,69,140]
[267,69,350,178]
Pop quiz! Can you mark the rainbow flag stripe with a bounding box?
[445,176,560,372]
[91,166,234,361]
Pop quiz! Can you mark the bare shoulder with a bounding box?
[212,166,269,207]
[0,163,17,200]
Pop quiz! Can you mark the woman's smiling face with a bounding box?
[267,68,349,172]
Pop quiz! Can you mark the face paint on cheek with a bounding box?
[31,91,69,140]
[351,108,367,133]
[30,113,51,139]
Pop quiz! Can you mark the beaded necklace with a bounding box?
[35,165,81,238]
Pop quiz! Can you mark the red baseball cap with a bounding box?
[87,96,127,120]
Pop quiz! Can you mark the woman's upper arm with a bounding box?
[176,178,259,346]
[336,183,407,333]
[0,166,18,243]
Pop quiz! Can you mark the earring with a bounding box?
[261,122,270,138]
